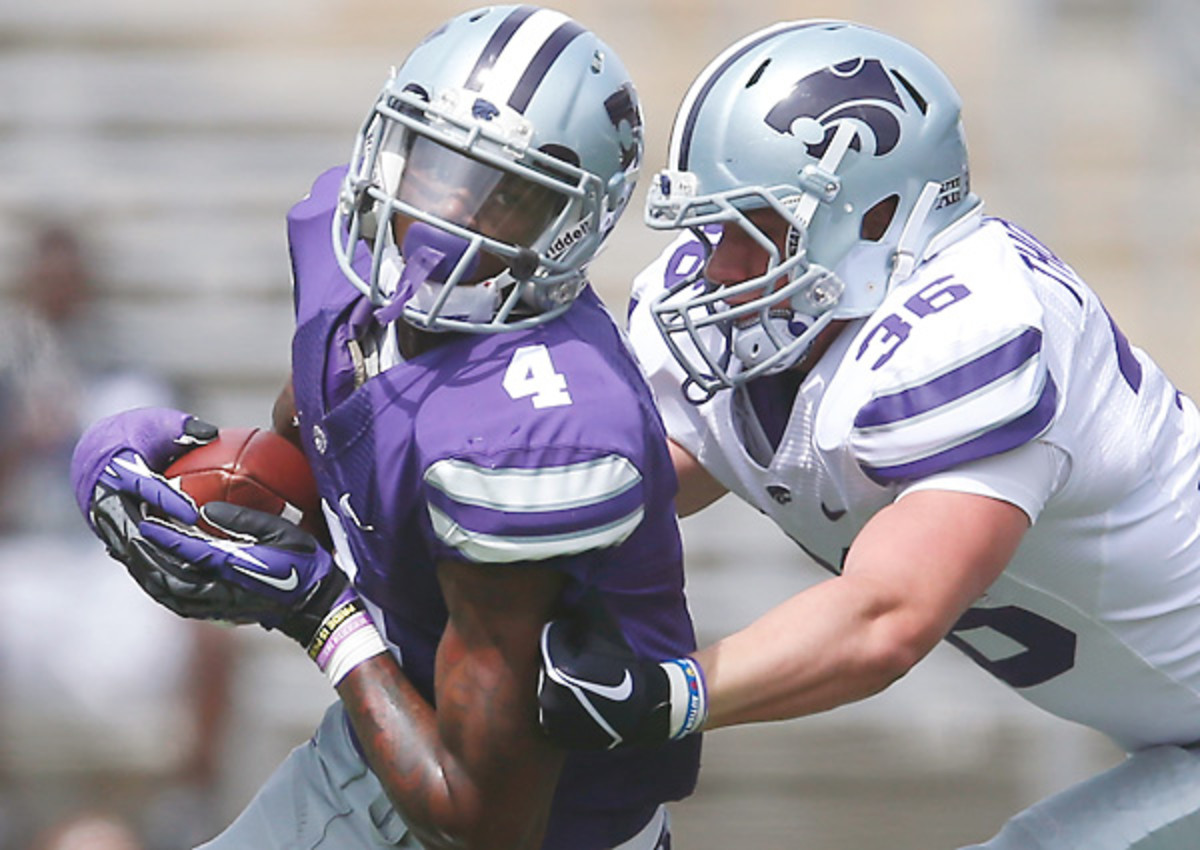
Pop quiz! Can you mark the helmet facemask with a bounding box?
[335,84,607,333]
[647,182,846,402]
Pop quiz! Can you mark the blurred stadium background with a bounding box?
[0,0,1197,848]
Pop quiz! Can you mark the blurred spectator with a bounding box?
[0,224,174,533]
[0,222,236,850]
[29,811,144,850]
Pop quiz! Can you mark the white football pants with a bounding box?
[961,743,1200,849]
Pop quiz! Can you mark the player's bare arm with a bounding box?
[338,561,566,850]
[539,489,1027,747]
[668,438,727,517]
[695,489,1028,729]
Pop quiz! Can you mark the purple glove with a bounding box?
[69,408,217,600]
[140,502,348,646]
[70,407,217,527]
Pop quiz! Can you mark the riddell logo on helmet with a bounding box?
[765,58,905,159]
[548,218,592,259]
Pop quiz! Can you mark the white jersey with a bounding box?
[629,216,1200,752]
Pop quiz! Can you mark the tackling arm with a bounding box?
[539,489,1026,748]
[338,560,567,850]
[668,439,728,517]
[696,489,1028,728]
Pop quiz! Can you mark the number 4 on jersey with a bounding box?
[504,345,573,409]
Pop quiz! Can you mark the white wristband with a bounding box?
[323,622,389,686]
[307,595,389,686]
[661,656,708,739]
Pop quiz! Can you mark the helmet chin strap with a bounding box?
[787,121,858,250]
[374,222,495,326]
[886,180,943,288]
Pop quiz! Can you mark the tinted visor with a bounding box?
[394,136,568,250]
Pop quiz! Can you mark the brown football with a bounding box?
[164,427,325,540]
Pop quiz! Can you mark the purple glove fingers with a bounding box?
[99,450,198,524]
[139,512,327,606]
[70,407,200,518]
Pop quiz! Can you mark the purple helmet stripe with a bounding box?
[861,374,1058,485]
[508,19,586,113]
[676,21,831,171]
[465,5,539,92]
[854,327,1044,429]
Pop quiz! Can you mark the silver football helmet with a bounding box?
[645,20,982,397]
[334,6,643,333]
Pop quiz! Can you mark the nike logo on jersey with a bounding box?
[820,502,846,522]
[339,493,375,532]
[552,667,634,702]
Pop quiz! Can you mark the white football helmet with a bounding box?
[645,20,982,398]
[334,5,643,333]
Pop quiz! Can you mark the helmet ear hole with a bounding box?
[860,194,899,242]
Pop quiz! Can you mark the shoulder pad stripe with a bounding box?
[425,455,641,512]
[859,374,1057,484]
[855,328,1043,429]
[428,504,645,563]
[427,480,645,542]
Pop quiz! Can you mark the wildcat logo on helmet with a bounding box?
[764,57,905,159]
[604,83,643,172]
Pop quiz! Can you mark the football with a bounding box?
[164,427,325,540]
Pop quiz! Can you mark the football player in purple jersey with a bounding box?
[538,20,1200,849]
[69,7,698,849]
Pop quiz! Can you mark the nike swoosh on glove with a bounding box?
[140,502,347,645]
[537,596,708,750]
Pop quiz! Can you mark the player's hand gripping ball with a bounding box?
[138,427,342,632]
[164,427,325,542]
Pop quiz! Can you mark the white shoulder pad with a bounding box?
[627,233,713,457]
[836,253,1058,485]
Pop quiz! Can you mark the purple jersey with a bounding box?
[286,168,700,848]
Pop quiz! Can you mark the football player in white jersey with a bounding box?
[538,19,1200,849]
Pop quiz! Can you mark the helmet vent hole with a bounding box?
[539,143,580,168]
[891,69,928,115]
[746,59,771,88]
[861,195,899,242]
[402,83,430,102]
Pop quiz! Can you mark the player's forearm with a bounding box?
[697,492,1027,729]
[337,650,561,850]
[337,654,481,849]
[694,573,928,729]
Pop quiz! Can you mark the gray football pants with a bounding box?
[961,743,1200,850]
[195,702,670,850]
